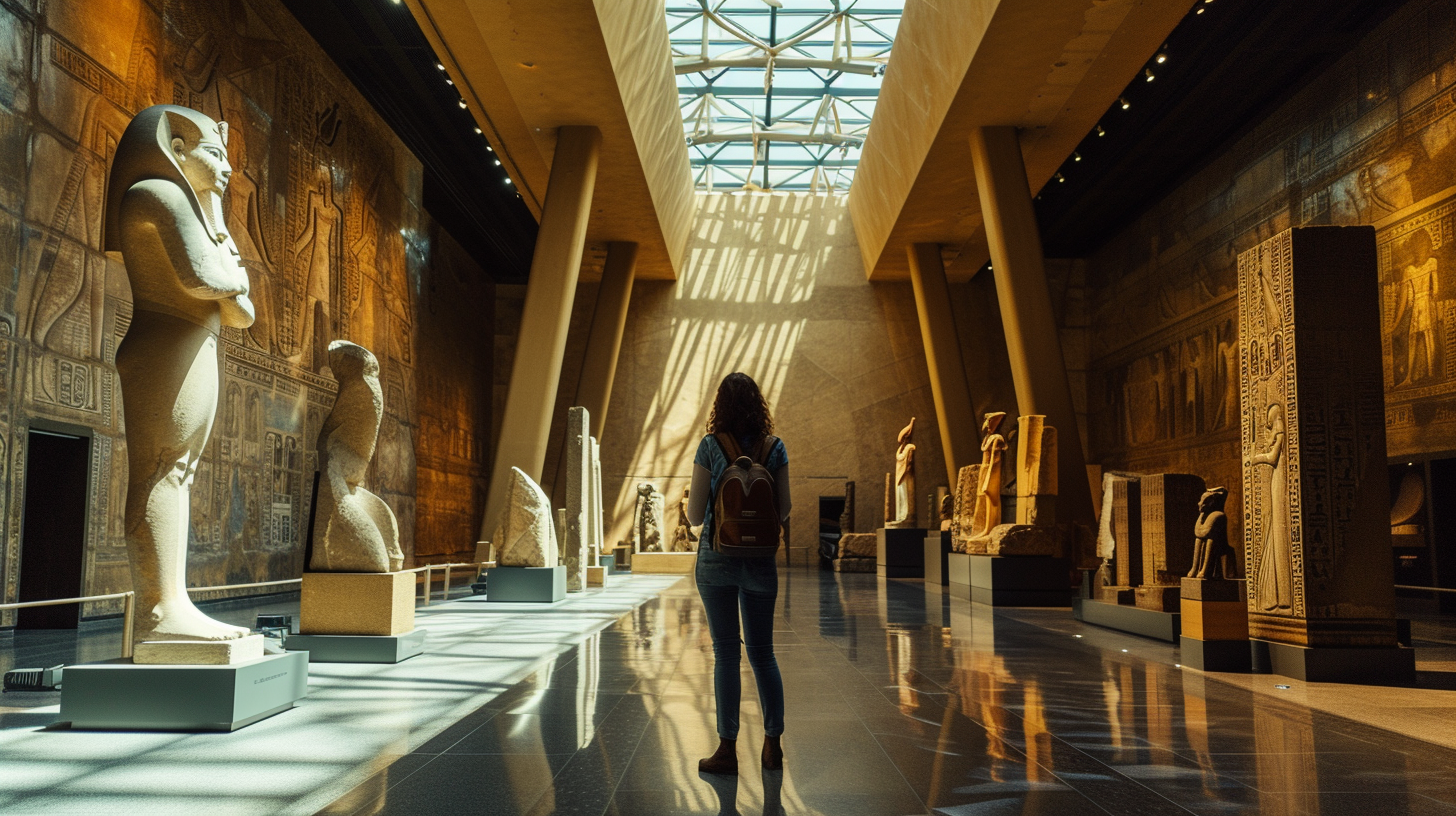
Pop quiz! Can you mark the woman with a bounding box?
[687,372,791,775]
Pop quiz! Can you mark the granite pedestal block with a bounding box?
[487,565,567,602]
[600,554,617,574]
[286,628,426,664]
[923,531,952,586]
[1078,598,1181,642]
[631,551,697,574]
[1177,578,1248,668]
[59,651,307,731]
[1250,639,1416,684]
[948,553,1071,606]
[301,570,416,636]
[586,566,607,586]
[877,527,928,578]
[1180,636,1252,672]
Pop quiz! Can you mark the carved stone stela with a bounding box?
[1237,227,1398,648]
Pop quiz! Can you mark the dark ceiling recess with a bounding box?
[283,0,538,283]
[1035,0,1404,258]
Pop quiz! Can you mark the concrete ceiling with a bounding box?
[404,0,695,281]
[849,0,1195,282]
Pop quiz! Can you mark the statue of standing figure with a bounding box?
[969,412,1008,540]
[634,482,666,552]
[669,487,698,552]
[105,105,254,642]
[885,418,917,528]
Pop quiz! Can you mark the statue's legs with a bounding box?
[118,312,249,642]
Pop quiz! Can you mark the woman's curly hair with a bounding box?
[706,372,773,442]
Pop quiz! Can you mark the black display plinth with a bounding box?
[947,553,1071,607]
[876,527,928,578]
[1250,639,1416,684]
[1077,598,1180,642]
[1179,636,1251,672]
[923,531,951,586]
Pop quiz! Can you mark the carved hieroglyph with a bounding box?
[885,418,917,528]
[1138,473,1205,586]
[1111,477,1142,589]
[670,487,698,552]
[308,341,402,573]
[1015,415,1057,525]
[563,407,589,591]
[109,105,253,643]
[968,412,1008,541]
[1237,227,1397,647]
[950,464,980,553]
[633,482,665,553]
[494,467,558,568]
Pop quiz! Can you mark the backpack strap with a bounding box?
[713,432,742,463]
[755,435,777,468]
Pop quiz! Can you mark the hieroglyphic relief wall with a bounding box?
[0,0,496,617]
[1086,0,1456,562]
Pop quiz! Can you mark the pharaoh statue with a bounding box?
[105,105,254,642]
[669,487,698,552]
[969,412,1008,540]
[308,341,403,573]
[885,418,917,528]
[1187,487,1233,580]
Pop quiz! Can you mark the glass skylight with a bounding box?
[668,1,904,193]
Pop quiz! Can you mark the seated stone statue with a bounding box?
[308,341,403,573]
[1187,487,1233,580]
[106,105,254,643]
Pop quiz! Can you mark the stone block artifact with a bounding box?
[1237,226,1399,649]
[1187,487,1234,580]
[1015,415,1057,525]
[950,464,980,553]
[107,105,255,643]
[885,418,918,528]
[309,341,403,573]
[494,467,559,568]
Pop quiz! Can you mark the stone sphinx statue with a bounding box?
[885,418,917,528]
[308,341,403,573]
[633,482,665,553]
[106,105,254,643]
[1187,487,1234,580]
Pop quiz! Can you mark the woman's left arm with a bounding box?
[774,464,791,522]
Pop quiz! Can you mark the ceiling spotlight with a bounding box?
[458,99,467,109]
[504,178,512,184]
[486,145,493,152]
[1096,124,1106,137]
[1156,51,1168,64]
[493,159,501,166]
[446,79,454,86]
[1119,97,1130,110]
[1073,152,1082,162]
[1145,69,1155,82]
[436,63,445,71]
[474,127,482,134]
[1196,7,1204,13]
[1055,172,1066,183]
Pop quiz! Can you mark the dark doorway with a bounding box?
[17,429,90,629]
[818,496,845,566]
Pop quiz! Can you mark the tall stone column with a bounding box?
[968,125,1094,528]
[577,241,637,440]
[907,242,979,485]
[478,126,601,556]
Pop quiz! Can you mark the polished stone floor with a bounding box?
[318,570,1456,816]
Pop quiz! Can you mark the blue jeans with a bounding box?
[696,552,784,740]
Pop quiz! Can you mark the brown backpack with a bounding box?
[711,433,781,558]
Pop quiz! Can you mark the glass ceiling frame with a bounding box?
[667,1,903,193]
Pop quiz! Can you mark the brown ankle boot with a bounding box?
[698,737,738,775]
[762,735,783,770]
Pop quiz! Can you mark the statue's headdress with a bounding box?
[104,105,228,253]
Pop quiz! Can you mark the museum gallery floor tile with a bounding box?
[314,570,1456,816]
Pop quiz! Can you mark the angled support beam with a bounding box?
[478,126,602,556]
[577,242,638,441]
[907,243,980,486]
[968,125,1095,527]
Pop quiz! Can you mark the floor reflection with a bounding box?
[322,569,1456,816]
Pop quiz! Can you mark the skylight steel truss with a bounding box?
[667,1,903,192]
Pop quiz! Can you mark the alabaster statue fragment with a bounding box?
[107,105,254,642]
[885,418,918,528]
[968,412,1008,540]
[494,467,559,567]
[308,341,403,573]
[669,487,698,552]
[1188,487,1233,580]
[563,407,590,590]
[1015,415,1057,525]
[633,482,665,553]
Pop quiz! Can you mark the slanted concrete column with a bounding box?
[907,242,979,486]
[968,125,1095,527]
[479,126,601,554]
[577,241,637,440]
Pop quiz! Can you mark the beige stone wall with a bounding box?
[596,193,946,564]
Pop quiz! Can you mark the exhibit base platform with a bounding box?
[948,553,1071,607]
[1179,636,1252,672]
[1251,639,1417,684]
[923,531,952,586]
[600,554,617,574]
[487,565,567,602]
[587,566,606,586]
[631,552,697,574]
[59,651,308,731]
[287,628,426,664]
[1077,598,1181,642]
[877,527,928,579]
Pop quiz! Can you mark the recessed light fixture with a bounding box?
[1073,152,1082,162]
[1096,125,1106,137]
[493,160,501,166]
[458,100,467,109]
[1120,97,1130,110]
[1145,68,1155,82]
[505,178,512,184]
[1275,684,1291,690]
[437,63,445,71]
[446,79,454,86]
[474,127,482,134]
[486,146,493,152]
[1121,649,1129,653]
[1055,172,1066,183]
[1156,52,1168,64]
